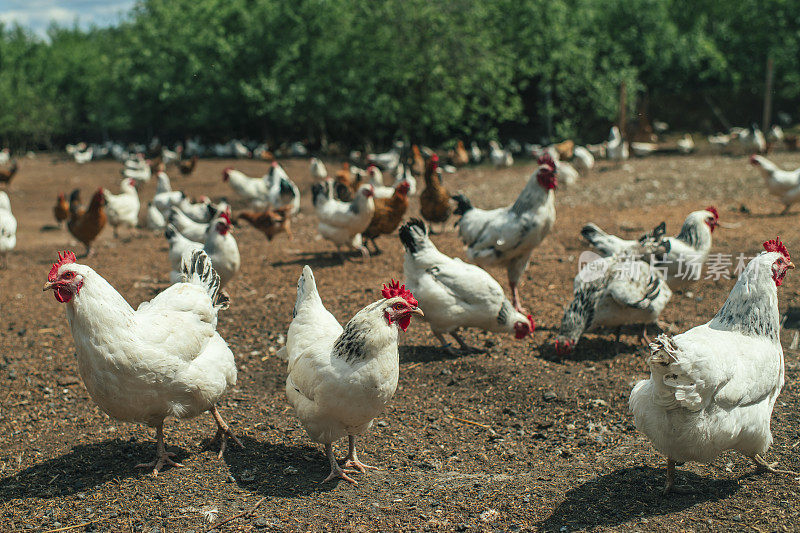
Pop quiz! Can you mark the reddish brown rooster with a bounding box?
[68,188,107,257]
[235,206,293,241]
[362,181,410,253]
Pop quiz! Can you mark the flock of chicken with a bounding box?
[2,128,800,496]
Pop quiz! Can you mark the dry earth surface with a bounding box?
[1,150,799,532]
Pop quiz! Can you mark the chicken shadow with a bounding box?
[539,333,647,362]
[538,466,738,531]
[398,344,468,363]
[0,438,189,500]
[270,251,359,269]
[221,436,338,497]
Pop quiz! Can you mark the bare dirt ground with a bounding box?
[1,150,800,532]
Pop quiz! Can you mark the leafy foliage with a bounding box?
[0,0,798,148]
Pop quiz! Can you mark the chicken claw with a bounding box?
[751,454,800,476]
[136,423,183,476]
[343,436,378,473]
[323,444,358,484]
[209,405,243,459]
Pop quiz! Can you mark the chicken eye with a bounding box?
[393,303,404,310]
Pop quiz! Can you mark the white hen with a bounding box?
[750,155,800,214]
[0,191,16,268]
[165,212,240,288]
[44,250,241,475]
[103,178,140,237]
[280,266,423,483]
[630,238,795,493]
[312,180,375,260]
[400,219,534,353]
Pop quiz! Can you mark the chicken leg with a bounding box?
[209,405,243,459]
[510,280,526,314]
[136,422,183,477]
[343,435,378,473]
[450,331,481,354]
[322,443,357,484]
[751,454,800,476]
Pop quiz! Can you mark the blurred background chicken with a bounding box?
[67,187,106,257]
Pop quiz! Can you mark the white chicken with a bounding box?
[470,141,482,163]
[168,206,223,243]
[43,249,241,475]
[676,134,695,154]
[393,163,417,196]
[630,238,795,493]
[581,207,719,290]
[451,154,558,312]
[103,178,140,238]
[146,202,167,231]
[73,147,93,164]
[279,266,423,483]
[489,140,514,167]
[572,145,595,174]
[554,253,672,355]
[310,157,328,181]
[750,155,800,214]
[366,141,403,173]
[400,219,534,353]
[555,160,579,187]
[223,162,300,214]
[164,212,240,287]
[311,180,375,260]
[366,165,396,199]
[0,191,17,268]
[607,126,629,161]
[122,161,152,184]
[631,142,658,157]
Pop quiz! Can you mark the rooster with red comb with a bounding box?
[631,237,796,494]
[278,266,423,484]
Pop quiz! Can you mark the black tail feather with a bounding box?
[451,193,472,216]
[181,250,229,310]
[398,218,428,254]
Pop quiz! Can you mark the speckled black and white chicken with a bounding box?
[451,154,557,312]
[630,238,796,494]
[581,207,719,290]
[555,252,672,355]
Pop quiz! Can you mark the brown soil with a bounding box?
[1,151,799,532]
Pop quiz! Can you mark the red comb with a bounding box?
[381,280,418,307]
[704,206,719,221]
[219,210,232,225]
[48,251,76,282]
[537,153,556,169]
[431,154,439,162]
[764,237,790,261]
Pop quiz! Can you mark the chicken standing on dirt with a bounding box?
[103,178,140,238]
[630,238,796,494]
[750,155,800,214]
[279,267,423,484]
[582,207,719,290]
[68,188,106,257]
[43,250,241,475]
[452,154,557,312]
[0,160,18,186]
[419,155,451,232]
[554,253,672,355]
[312,180,375,260]
[165,211,240,287]
[362,181,410,253]
[400,219,534,354]
[235,206,293,242]
[53,192,70,227]
[0,192,16,268]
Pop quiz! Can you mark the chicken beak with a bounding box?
[43,281,55,292]
[411,307,424,317]
[789,262,796,270]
